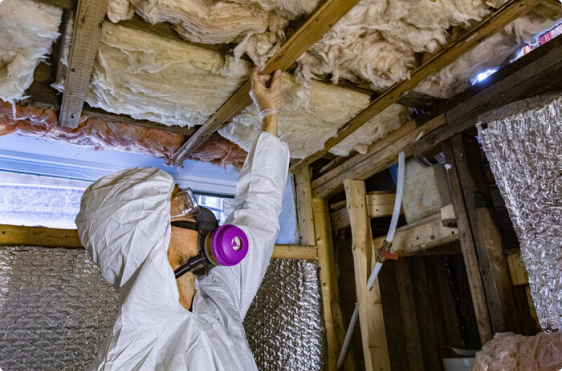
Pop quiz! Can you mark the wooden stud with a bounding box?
[442,140,493,344]
[313,198,341,371]
[440,204,457,228]
[171,0,362,165]
[290,0,541,173]
[372,211,459,257]
[331,192,401,231]
[59,0,109,128]
[295,167,316,246]
[344,179,391,371]
[271,244,316,260]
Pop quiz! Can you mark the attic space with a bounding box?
[0,0,561,369]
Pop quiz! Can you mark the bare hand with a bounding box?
[250,68,282,116]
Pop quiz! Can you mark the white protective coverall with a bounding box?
[76,132,290,370]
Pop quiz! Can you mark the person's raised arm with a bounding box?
[250,67,282,136]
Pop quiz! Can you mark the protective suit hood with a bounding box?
[76,167,174,301]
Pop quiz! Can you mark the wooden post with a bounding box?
[295,167,316,246]
[313,198,342,371]
[442,140,493,344]
[344,179,391,371]
[450,134,520,334]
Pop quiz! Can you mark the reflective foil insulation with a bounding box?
[0,246,326,370]
[477,93,562,332]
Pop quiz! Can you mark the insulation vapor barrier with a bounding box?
[0,246,326,371]
[477,93,562,332]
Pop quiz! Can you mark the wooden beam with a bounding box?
[271,244,316,260]
[59,0,109,128]
[295,167,316,246]
[451,134,520,334]
[313,114,446,199]
[331,192,401,231]
[372,211,459,257]
[413,33,562,155]
[442,140,493,345]
[171,0,362,166]
[0,225,313,260]
[290,0,541,173]
[35,0,77,9]
[344,179,391,371]
[313,198,341,371]
[313,33,562,200]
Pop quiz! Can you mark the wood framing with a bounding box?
[452,134,521,334]
[313,198,342,371]
[171,0,362,165]
[331,192,401,231]
[372,211,459,257]
[0,225,313,260]
[442,140,493,345]
[313,115,447,199]
[294,167,316,246]
[290,0,541,172]
[506,251,529,286]
[59,0,108,128]
[344,179,391,371]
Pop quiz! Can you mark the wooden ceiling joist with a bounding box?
[170,0,363,166]
[289,0,542,173]
[312,33,562,199]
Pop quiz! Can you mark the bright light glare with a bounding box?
[472,68,499,84]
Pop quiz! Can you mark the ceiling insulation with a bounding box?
[0,0,62,102]
[55,21,411,158]
[0,101,247,168]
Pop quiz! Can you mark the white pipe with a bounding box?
[336,304,359,369]
[336,151,406,368]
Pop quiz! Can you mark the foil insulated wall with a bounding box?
[477,93,562,332]
[0,246,325,371]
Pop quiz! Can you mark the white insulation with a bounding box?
[0,0,62,102]
[61,22,410,158]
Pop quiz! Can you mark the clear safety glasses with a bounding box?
[170,188,200,218]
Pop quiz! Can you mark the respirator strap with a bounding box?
[171,221,199,231]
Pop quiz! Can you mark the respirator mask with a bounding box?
[171,188,248,280]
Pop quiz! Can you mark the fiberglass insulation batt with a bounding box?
[85,22,410,158]
[0,0,62,102]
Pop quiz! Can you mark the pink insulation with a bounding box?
[474,332,562,371]
[0,102,247,169]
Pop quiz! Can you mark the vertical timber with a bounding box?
[344,179,391,371]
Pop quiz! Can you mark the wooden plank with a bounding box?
[395,260,425,371]
[506,250,529,286]
[295,167,316,246]
[313,114,447,199]
[0,224,82,248]
[413,33,562,155]
[331,193,400,231]
[344,179,391,371]
[372,212,459,257]
[59,0,109,128]
[440,204,457,228]
[451,134,520,334]
[290,0,541,173]
[0,225,313,260]
[271,244,316,260]
[313,198,341,371]
[171,0,362,165]
[442,140,493,345]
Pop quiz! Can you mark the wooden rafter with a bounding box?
[171,0,362,166]
[290,0,542,173]
[312,32,562,199]
[59,0,109,128]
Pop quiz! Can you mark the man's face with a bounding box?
[168,186,199,310]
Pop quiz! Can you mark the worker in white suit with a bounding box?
[75,68,289,370]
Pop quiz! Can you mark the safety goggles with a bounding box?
[170,187,200,218]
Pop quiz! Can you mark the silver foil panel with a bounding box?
[0,246,325,370]
[477,93,562,332]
